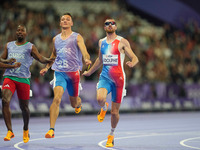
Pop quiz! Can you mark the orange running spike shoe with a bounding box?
[106,135,114,147]
[97,102,109,122]
[23,129,30,143]
[75,104,82,114]
[4,130,15,141]
[45,129,55,138]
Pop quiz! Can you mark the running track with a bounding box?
[0,112,200,150]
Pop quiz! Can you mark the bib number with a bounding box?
[10,67,20,74]
[56,59,68,68]
[103,54,118,66]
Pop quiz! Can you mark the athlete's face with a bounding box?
[60,15,73,29]
[104,19,117,33]
[16,25,27,42]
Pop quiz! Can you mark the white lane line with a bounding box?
[14,132,103,150]
[98,132,200,149]
[98,133,159,150]
[14,131,200,150]
[180,137,200,150]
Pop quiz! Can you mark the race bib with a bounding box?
[103,54,118,66]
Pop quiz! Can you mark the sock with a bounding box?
[102,103,108,111]
[109,128,115,136]
[50,128,54,131]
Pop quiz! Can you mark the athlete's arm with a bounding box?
[120,38,139,68]
[44,38,56,70]
[31,45,54,64]
[0,43,20,68]
[40,38,56,76]
[77,34,91,66]
[0,62,21,69]
[0,44,8,61]
[82,40,103,76]
[0,43,17,64]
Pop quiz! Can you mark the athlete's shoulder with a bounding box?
[27,41,33,45]
[73,32,81,41]
[116,35,123,41]
[99,37,107,43]
[54,33,61,38]
[53,33,61,42]
[120,37,129,45]
[7,41,15,45]
[98,37,106,47]
[101,37,107,41]
[72,31,79,35]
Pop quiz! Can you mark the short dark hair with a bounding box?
[61,12,73,20]
[17,24,26,31]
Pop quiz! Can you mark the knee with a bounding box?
[110,110,119,117]
[20,104,29,112]
[53,97,61,107]
[2,97,10,106]
[97,95,106,104]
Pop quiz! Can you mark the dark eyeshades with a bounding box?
[104,21,116,26]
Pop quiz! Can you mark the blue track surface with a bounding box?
[0,112,200,150]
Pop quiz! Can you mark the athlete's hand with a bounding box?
[82,70,91,76]
[126,61,135,68]
[40,68,48,76]
[85,59,92,67]
[6,58,16,64]
[13,62,21,68]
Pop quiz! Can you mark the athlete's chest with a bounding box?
[8,45,30,59]
[101,40,120,66]
[101,40,120,55]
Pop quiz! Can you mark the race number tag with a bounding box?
[103,54,118,66]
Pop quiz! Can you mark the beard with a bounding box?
[106,29,115,34]
[17,36,24,42]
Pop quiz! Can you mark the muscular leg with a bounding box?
[19,99,29,130]
[111,102,120,129]
[49,86,64,128]
[2,89,13,131]
[97,88,108,107]
[69,96,81,108]
[106,102,120,147]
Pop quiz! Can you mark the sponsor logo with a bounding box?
[4,84,10,88]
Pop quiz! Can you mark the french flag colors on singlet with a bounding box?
[99,36,126,103]
[52,71,81,97]
[100,36,125,83]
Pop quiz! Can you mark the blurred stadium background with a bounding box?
[0,0,200,116]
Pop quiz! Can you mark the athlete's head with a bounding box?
[16,25,27,42]
[60,12,73,29]
[104,18,117,33]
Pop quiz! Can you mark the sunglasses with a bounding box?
[104,21,116,26]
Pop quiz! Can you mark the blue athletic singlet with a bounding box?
[51,32,83,72]
[3,41,33,78]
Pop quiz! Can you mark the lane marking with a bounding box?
[98,133,159,150]
[180,137,200,150]
[98,131,200,149]
[13,131,200,150]
[14,132,104,150]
